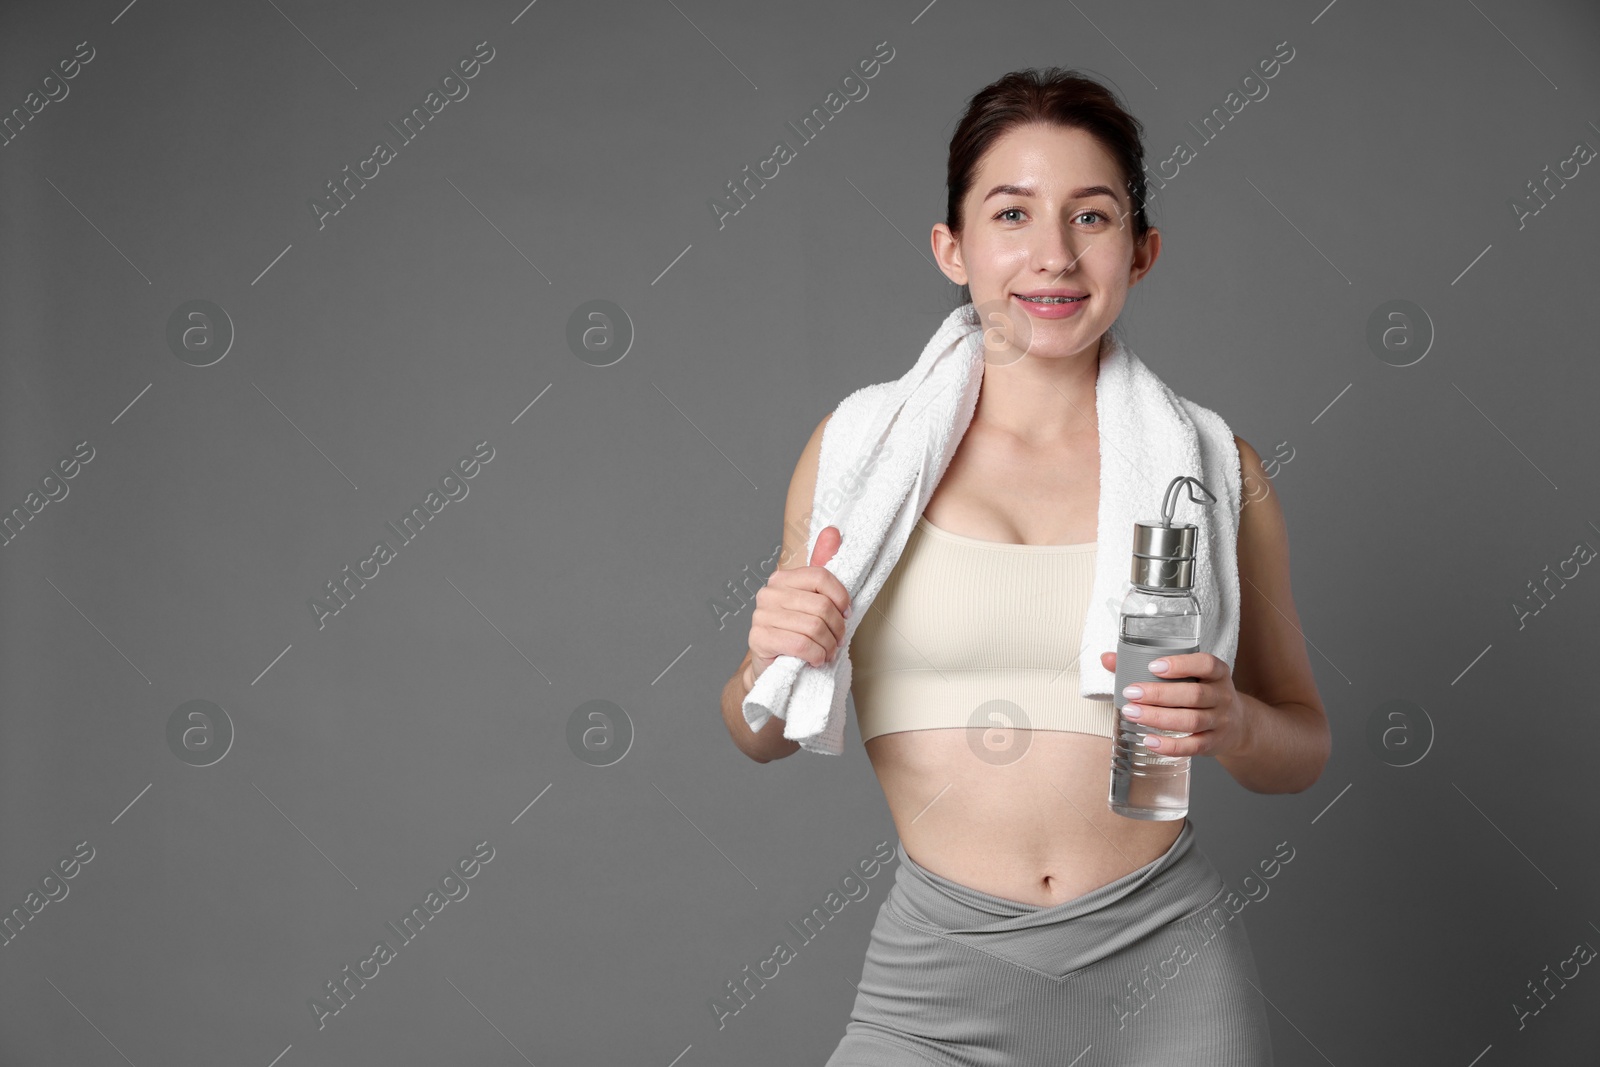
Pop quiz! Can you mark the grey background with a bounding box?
[2,0,1597,1064]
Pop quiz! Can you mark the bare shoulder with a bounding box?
[1234,434,1286,548]
[1231,433,1320,711]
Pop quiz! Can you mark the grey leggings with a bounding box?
[825,818,1274,1066]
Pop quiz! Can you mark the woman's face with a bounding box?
[934,122,1159,362]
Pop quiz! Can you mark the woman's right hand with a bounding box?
[749,526,853,679]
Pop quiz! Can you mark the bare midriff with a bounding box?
[865,727,1183,908]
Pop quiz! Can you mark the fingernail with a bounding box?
[1150,659,1169,673]
[844,605,853,618]
[1123,685,1143,699]
[1145,735,1161,749]
[1123,704,1141,719]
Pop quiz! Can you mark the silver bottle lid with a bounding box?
[1130,476,1217,591]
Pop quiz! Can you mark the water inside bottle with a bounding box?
[1109,633,1197,820]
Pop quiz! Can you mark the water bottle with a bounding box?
[1109,475,1216,821]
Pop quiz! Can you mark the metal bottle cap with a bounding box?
[1130,476,1217,591]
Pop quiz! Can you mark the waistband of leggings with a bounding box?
[890,817,1222,934]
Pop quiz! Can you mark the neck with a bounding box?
[973,332,1104,445]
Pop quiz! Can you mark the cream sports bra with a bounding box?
[848,514,1116,742]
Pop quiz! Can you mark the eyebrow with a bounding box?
[981,182,1121,203]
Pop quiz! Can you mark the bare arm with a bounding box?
[1215,435,1331,793]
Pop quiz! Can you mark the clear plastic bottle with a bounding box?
[1108,475,1215,821]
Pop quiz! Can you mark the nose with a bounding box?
[1033,220,1085,278]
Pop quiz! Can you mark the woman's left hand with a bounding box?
[1098,651,1253,759]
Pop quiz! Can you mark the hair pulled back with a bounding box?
[945,68,1152,246]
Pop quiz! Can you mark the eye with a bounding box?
[993,206,1111,224]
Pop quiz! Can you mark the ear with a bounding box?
[1128,226,1161,286]
[930,223,968,287]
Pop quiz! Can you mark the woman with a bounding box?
[720,68,1328,1066]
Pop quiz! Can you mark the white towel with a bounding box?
[743,301,1243,756]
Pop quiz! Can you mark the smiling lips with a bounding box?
[1014,291,1088,318]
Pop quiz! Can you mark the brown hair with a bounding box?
[945,68,1153,309]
